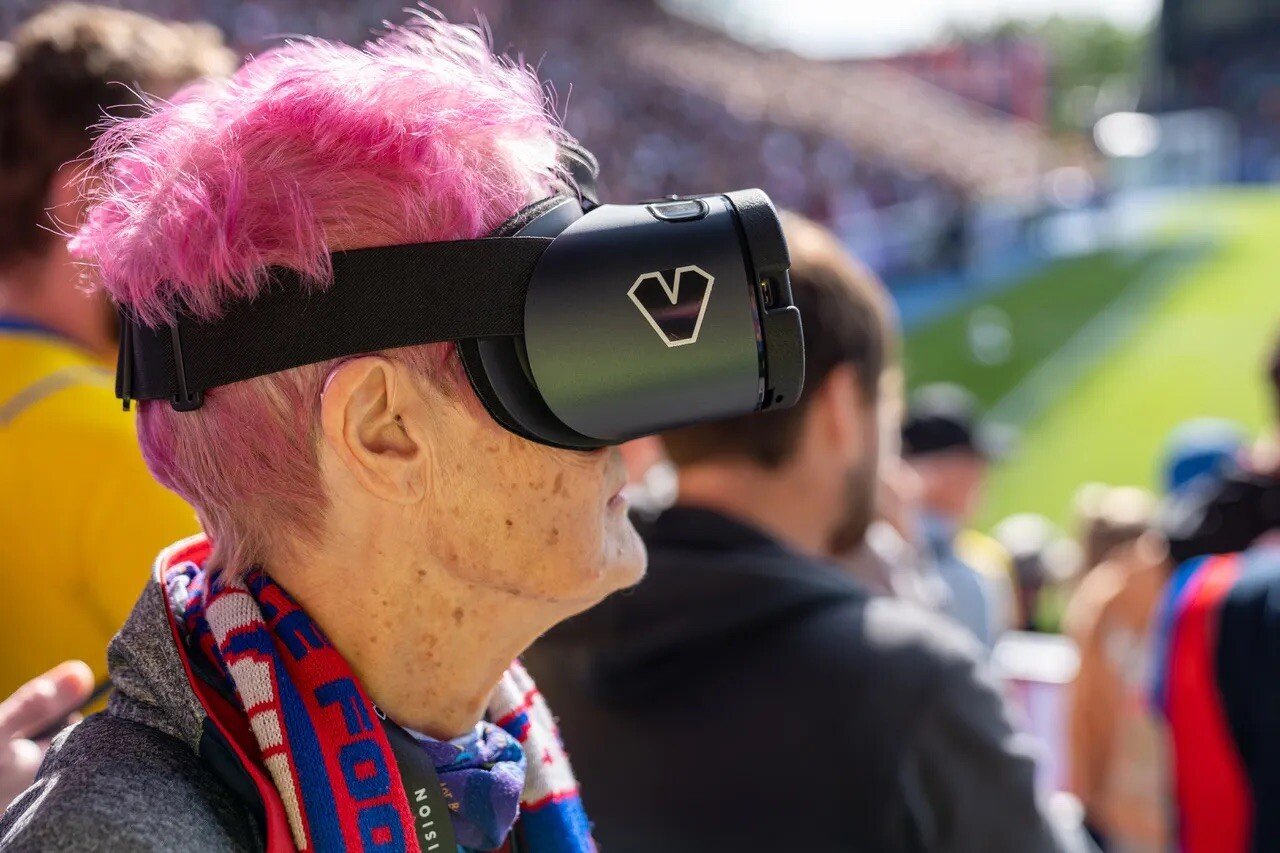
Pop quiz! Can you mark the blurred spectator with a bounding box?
[903,383,1008,646]
[1065,413,1252,853]
[0,660,93,811]
[1150,330,1280,853]
[526,213,1067,852]
[853,453,950,609]
[1065,421,1252,851]
[1161,418,1248,498]
[839,290,947,609]
[1161,418,1273,566]
[1155,543,1280,853]
[1075,482,1159,576]
[1062,488,1165,853]
[956,526,1019,636]
[0,4,231,697]
[994,513,1080,633]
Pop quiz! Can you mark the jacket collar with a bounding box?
[540,505,866,702]
[641,504,795,555]
[105,547,211,752]
[106,536,283,849]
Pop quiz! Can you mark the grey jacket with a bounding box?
[0,580,264,851]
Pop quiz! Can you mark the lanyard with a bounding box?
[378,716,526,853]
[378,715,462,852]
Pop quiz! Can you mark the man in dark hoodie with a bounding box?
[524,213,1065,852]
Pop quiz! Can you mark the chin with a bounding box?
[610,513,648,587]
[566,520,647,612]
[611,542,648,592]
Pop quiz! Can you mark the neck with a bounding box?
[269,521,559,740]
[675,461,834,559]
[0,248,113,357]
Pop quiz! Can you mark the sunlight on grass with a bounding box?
[905,190,1280,530]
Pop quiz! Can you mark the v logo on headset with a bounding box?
[627,265,715,348]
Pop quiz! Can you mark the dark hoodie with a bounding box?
[524,506,1064,853]
[1164,466,1280,565]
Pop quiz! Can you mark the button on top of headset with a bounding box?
[647,198,709,222]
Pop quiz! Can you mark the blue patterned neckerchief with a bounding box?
[401,722,527,850]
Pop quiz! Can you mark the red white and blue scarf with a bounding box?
[157,535,594,853]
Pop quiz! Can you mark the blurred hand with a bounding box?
[0,661,94,811]
[1248,435,1280,479]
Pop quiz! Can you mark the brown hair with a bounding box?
[1073,483,1155,570]
[0,3,234,269]
[662,211,895,468]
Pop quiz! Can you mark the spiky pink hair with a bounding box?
[72,14,565,570]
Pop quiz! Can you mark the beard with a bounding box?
[827,449,879,557]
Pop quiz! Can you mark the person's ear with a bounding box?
[319,357,425,504]
[807,363,866,464]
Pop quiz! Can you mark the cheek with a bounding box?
[428,424,617,598]
[505,456,615,594]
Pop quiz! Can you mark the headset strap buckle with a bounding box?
[116,310,134,412]
[168,322,204,411]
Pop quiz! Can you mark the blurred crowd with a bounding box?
[0,0,1043,281]
[1153,1,1280,182]
[0,3,1278,853]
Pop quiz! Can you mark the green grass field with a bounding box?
[903,189,1280,531]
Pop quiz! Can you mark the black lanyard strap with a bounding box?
[378,716,462,852]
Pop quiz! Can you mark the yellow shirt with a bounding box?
[0,328,198,696]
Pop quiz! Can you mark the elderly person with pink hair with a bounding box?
[0,15,652,852]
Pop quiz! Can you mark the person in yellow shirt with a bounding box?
[0,4,234,696]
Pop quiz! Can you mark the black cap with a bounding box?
[902,383,1012,460]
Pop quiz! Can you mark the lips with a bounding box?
[605,466,628,510]
[607,475,627,506]
[602,446,629,511]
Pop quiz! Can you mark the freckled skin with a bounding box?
[294,359,647,739]
[401,377,647,608]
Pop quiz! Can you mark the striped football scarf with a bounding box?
[164,553,594,852]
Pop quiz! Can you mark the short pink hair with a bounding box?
[72,14,565,570]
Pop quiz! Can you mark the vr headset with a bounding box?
[116,143,804,449]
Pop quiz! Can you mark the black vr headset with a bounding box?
[116,143,804,449]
